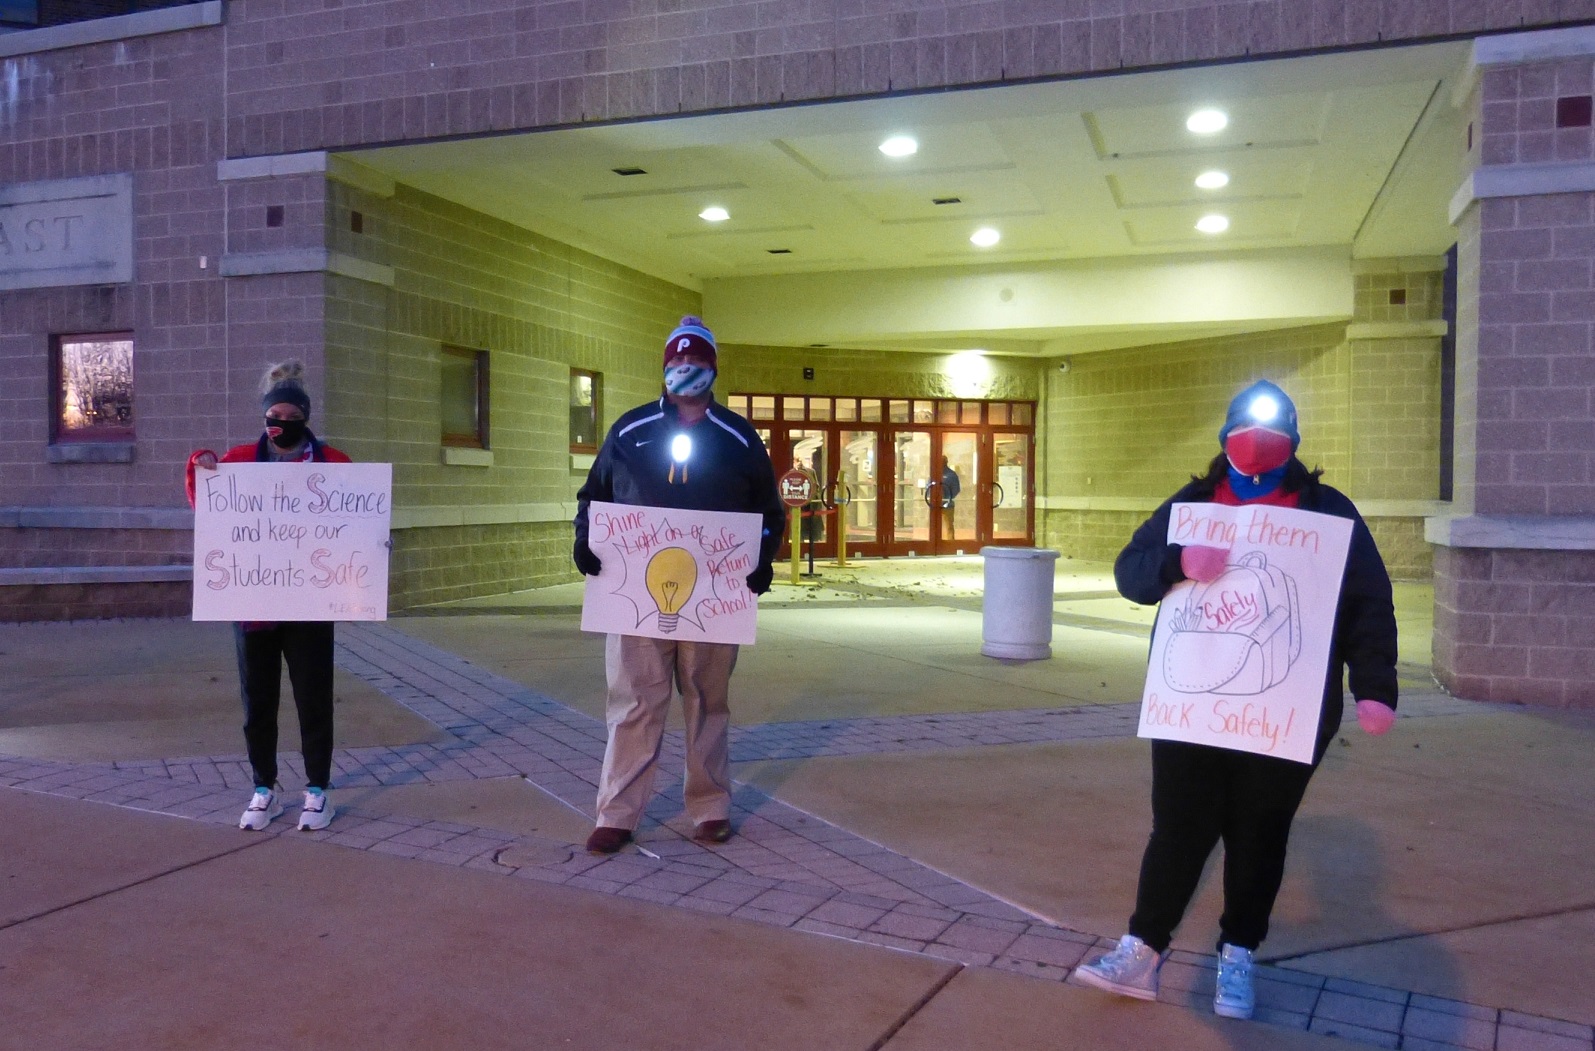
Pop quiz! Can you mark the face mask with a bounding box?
[664,363,715,398]
[266,417,307,449]
[1224,426,1292,476]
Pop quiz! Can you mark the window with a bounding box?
[441,346,489,448]
[569,368,602,451]
[53,333,133,443]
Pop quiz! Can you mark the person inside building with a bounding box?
[572,316,786,854]
[940,455,961,540]
[185,360,352,832]
[1073,379,1399,1020]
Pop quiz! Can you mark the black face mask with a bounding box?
[266,417,307,449]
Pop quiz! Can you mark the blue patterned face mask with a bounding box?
[664,363,715,397]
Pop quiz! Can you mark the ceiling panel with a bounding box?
[1083,92,1329,159]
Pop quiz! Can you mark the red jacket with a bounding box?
[185,432,352,508]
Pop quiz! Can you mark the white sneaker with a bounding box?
[298,789,334,831]
[1214,943,1256,1019]
[239,788,282,830]
[1073,934,1166,1001]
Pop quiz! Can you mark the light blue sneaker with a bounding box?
[1214,943,1256,1019]
[1073,934,1165,1001]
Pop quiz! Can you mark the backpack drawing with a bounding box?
[1163,551,1302,695]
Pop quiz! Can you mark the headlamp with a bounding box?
[1246,394,1279,425]
[671,434,692,463]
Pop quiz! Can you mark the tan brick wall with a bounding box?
[721,345,1041,402]
[320,180,700,607]
[1043,323,1354,503]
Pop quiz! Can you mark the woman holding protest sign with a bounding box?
[185,360,352,832]
[1073,379,1398,1021]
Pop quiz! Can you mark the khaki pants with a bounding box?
[596,633,738,831]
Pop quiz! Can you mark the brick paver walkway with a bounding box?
[2,617,1587,1051]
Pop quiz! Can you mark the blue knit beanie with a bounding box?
[1219,380,1299,449]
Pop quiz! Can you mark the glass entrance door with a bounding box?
[891,430,934,552]
[837,429,881,556]
[939,431,978,552]
[991,432,1033,542]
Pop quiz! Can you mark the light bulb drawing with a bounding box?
[645,546,698,633]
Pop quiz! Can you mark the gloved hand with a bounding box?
[745,562,774,595]
[1355,699,1396,736]
[572,539,603,576]
[1179,545,1229,583]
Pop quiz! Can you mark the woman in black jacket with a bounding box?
[1074,380,1399,1020]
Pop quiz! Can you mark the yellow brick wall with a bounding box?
[321,181,700,607]
[721,345,1042,402]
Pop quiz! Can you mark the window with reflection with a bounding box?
[53,333,133,443]
[568,367,600,452]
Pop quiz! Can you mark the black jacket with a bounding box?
[1114,468,1399,762]
[575,396,786,569]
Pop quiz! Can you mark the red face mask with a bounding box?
[1224,426,1293,476]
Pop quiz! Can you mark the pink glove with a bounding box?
[1355,700,1396,736]
[1179,545,1229,583]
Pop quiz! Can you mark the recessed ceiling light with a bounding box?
[1186,109,1228,134]
[879,135,918,157]
[699,206,729,222]
[970,227,1000,248]
[1196,214,1230,234]
[1195,170,1230,190]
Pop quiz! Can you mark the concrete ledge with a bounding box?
[441,447,494,468]
[0,1,220,57]
[1350,256,1448,275]
[1450,160,1595,223]
[1345,321,1449,340]
[392,503,573,530]
[0,565,192,585]
[1045,497,1448,519]
[1426,514,1595,550]
[45,442,134,464]
[571,452,597,473]
[219,249,395,286]
[216,153,397,198]
[0,506,192,529]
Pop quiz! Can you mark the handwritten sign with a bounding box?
[580,501,763,645]
[1137,503,1353,764]
[192,462,392,622]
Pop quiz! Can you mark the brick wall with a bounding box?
[320,179,698,607]
[0,26,227,510]
[721,345,1041,403]
[217,0,1586,158]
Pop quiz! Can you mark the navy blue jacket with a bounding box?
[575,396,786,569]
[1114,469,1398,763]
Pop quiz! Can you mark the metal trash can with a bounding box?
[980,547,1061,660]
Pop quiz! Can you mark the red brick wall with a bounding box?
[218,0,1595,157]
[0,26,228,509]
[1434,546,1595,707]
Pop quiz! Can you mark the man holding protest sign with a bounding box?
[573,317,785,855]
[186,361,352,833]
[1074,379,1398,1021]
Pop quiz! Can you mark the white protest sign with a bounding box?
[1138,503,1353,764]
[580,501,763,645]
[192,462,392,622]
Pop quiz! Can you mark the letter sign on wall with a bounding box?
[0,174,134,291]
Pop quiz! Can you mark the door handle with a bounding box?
[991,482,1005,508]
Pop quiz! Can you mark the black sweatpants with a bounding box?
[234,621,336,790]
[1127,739,1317,954]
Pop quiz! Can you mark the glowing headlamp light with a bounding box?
[1246,394,1280,425]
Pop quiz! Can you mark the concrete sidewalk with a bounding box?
[2,556,1592,1050]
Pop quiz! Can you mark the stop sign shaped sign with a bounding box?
[778,469,814,508]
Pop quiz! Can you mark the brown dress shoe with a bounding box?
[692,819,732,844]
[585,826,633,854]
